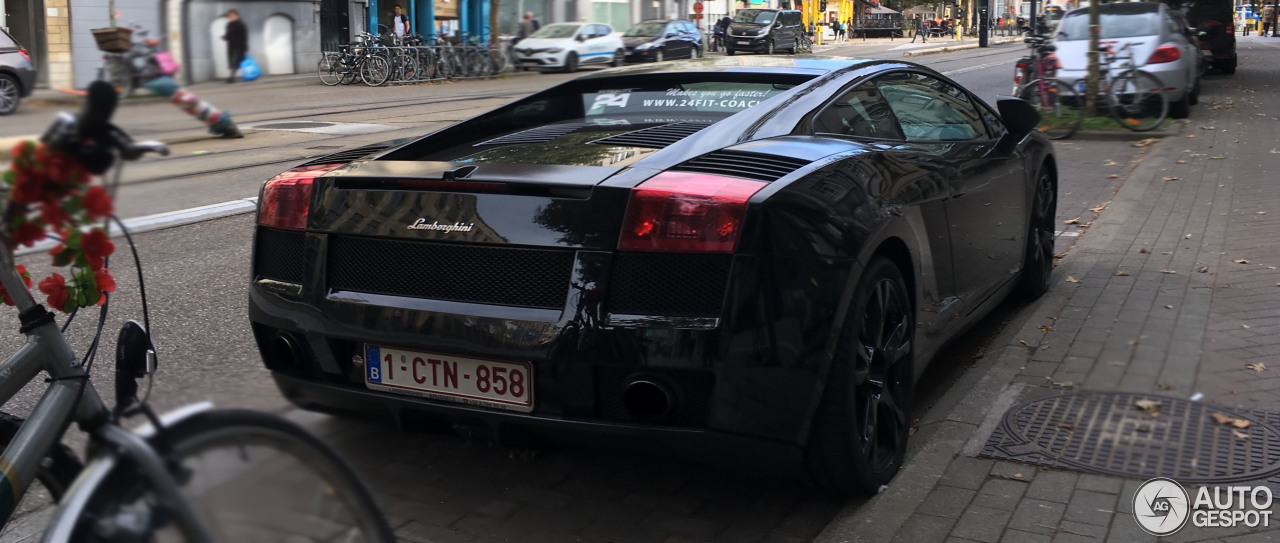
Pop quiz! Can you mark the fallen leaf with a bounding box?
[1107,174,1119,179]
[1057,423,1075,432]
[1258,211,1268,215]
[1064,218,1081,225]
[1106,159,1123,166]
[1165,305,1174,309]
[1272,149,1280,154]
[1234,430,1250,439]
[1156,383,1171,391]
[1186,134,1197,138]
[1054,252,1067,259]
[1039,325,1052,333]
[1161,269,1177,274]
[1054,381,1075,388]
[1135,399,1162,417]
[1233,418,1251,429]
[1140,248,1150,254]
[1212,412,1233,425]
[1090,204,1108,212]
[1199,125,1216,130]
[1116,271,1131,276]
[1163,176,1179,181]
[1132,138,1160,147]
[1176,160,1188,164]
[1246,363,1267,372]
[1199,266,1209,273]
[1210,155,1226,159]
[1018,339,1028,346]
[1066,276,1080,283]
[1234,259,1250,264]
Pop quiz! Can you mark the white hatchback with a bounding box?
[513,23,625,72]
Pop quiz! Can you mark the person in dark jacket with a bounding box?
[222,9,248,83]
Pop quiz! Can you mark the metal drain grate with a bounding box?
[981,391,1280,485]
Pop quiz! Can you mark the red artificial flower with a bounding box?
[83,186,113,220]
[38,273,68,312]
[16,265,32,288]
[38,199,70,230]
[80,228,114,269]
[11,221,44,248]
[94,268,115,293]
[10,171,44,205]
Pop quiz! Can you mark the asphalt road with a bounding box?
[0,42,1208,541]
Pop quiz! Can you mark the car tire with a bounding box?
[1224,53,1237,74]
[691,46,701,59]
[805,256,914,496]
[564,52,579,73]
[765,39,775,55]
[1169,89,1191,119]
[726,47,736,56]
[791,38,800,54]
[654,48,664,62]
[0,73,20,116]
[1188,77,1200,106]
[1014,166,1057,301]
[611,48,624,67]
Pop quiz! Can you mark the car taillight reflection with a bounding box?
[18,48,30,63]
[258,163,344,230]
[1147,45,1181,64]
[618,171,766,253]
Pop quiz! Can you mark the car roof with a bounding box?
[576,56,874,79]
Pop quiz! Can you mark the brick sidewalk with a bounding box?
[817,42,1280,543]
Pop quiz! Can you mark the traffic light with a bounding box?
[820,0,827,10]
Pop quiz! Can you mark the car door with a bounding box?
[809,79,961,335]
[874,71,1026,311]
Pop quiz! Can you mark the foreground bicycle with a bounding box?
[1014,34,1082,140]
[0,81,394,541]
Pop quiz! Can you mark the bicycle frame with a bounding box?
[0,224,212,539]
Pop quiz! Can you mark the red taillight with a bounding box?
[1147,45,1181,64]
[17,48,30,63]
[257,163,343,230]
[1047,53,1061,70]
[618,171,766,253]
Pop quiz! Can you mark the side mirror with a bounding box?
[997,96,1042,138]
[666,33,677,38]
[576,34,587,42]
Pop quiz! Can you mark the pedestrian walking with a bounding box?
[221,9,247,84]
[391,5,411,37]
[1265,4,1277,36]
[912,16,927,42]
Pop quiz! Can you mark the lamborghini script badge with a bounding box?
[407,219,475,233]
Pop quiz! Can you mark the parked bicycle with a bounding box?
[1080,41,1170,132]
[317,32,391,86]
[94,24,179,97]
[1014,34,1082,140]
[317,32,510,86]
[0,82,394,541]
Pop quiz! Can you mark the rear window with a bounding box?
[1058,5,1160,40]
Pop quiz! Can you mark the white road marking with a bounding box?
[15,197,260,256]
[941,60,1014,76]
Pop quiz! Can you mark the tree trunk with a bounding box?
[490,0,500,46]
[1084,0,1100,117]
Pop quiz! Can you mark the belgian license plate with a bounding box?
[365,345,533,412]
[737,40,751,45]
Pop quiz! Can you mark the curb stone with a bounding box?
[813,122,1187,543]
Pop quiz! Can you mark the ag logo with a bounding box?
[1133,477,1190,536]
[590,92,630,110]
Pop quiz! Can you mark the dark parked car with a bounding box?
[623,19,704,62]
[1186,0,1236,73]
[0,28,36,116]
[250,57,1056,494]
[726,8,804,55]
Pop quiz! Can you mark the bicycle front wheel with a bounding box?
[72,409,393,542]
[317,53,344,86]
[1107,71,1168,132]
[1018,79,1083,140]
[360,56,391,86]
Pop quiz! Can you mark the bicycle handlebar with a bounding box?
[40,81,169,174]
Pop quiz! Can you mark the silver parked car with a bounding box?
[0,28,36,116]
[1055,2,1200,118]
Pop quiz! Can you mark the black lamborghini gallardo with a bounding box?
[250,57,1056,494]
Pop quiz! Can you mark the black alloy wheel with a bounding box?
[0,74,18,115]
[611,49,624,67]
[806,257,914,495]
[1014,168,1057,300]
[564,52,579,73]
[726,47,736,56]
[791,38,800,54]
[765,39,775,55]
[654,48,664,62]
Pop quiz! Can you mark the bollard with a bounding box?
[144,77,243,139]
[956,24,963,40]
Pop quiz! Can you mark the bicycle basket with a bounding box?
[91,27,134,53]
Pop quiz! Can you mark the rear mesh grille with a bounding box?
[327,236,574,309]
[674,150,811,182]
[475,124,583,146]
[588,122,714,149]
[299,143,392,167]
[254,227,305,283]
[608,253,731,317]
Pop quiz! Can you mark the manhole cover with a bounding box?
[981,392,1280,484]
[255,122,336,129]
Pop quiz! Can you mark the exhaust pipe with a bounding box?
[623,379,675,421]
[272,333,302,369]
